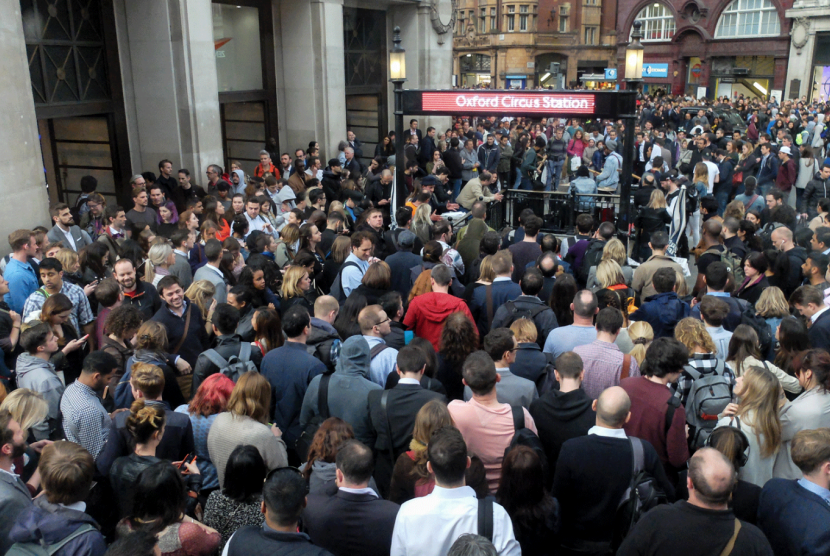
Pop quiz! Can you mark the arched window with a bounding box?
[715,0,780,38]
[630,3,676,42]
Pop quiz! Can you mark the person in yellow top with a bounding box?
[456,171,503,211]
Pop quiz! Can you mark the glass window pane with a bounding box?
[213,4,263,93]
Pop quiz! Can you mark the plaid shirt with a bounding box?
[22,281,94,335]
[574,339,641,399]
[671,353,735,406]
[60,380,109,460]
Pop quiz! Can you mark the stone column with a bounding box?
[274,0,346,161]
[116,0,223,177]
[0,0,51,245]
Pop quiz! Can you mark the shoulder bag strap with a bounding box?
[172,303,193,355]
[621,354,632,381]
[477,496,494,542]
[485,284,494,328]
[381,390,396,467]
[718,519,742,556]
[511,405,525,432]
[318,373,332,419]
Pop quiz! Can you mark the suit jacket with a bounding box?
[47,224,93,252]
[808,310,830,352]
[758,478,830,556]
[0,471,33,554]
[303,490,399,556]
[367,382,446,495]
[193,264,228,303]
[169,252,193,290]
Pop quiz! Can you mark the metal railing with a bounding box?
[501,189,632,234]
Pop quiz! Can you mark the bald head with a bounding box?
[687,447,737,507]
[771,226,793,247]
[593,387,631,428]
[702,219,722,241]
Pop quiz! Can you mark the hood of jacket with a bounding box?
[310,460,337,484]
[15,353,56,380]
[335,336,371,378]
[10,496,99,546]
[309,318,340,343]
[546,389,595,422]
[416,292,467,324]
[277,186,296,204]
[131,349,168,366]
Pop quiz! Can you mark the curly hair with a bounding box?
[674,317,716,356]
[439,312,479,369]
[302,417,354,481]
[104,304,143,339]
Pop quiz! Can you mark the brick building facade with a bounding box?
[615,0,792,99]
[452,0,616,89]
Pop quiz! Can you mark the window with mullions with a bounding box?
[715,0,780,38]
[630,3,676,42]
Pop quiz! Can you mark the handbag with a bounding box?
[732,171,743,187]
[570,155,581,172]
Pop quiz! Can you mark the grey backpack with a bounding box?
[7,523,95,556]
[203,343,257,383]
[683,361,732,448]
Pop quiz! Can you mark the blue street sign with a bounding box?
[604,68,617,80]
[643,63,669,78]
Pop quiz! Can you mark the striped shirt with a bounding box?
[574,339,641,400]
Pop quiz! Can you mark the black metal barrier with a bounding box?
[501,189,632,234]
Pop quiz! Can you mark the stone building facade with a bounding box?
[784,0,830,102]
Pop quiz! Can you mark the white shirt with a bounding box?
[587,425,627,439]
[339,486,378,498]
[398,378,420,385]
[703,160,720,194]
[390,485,520,556]
[173,249,188,259]
[812,306,830,323]
[59,225,77,251]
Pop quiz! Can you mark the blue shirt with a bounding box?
[798,478,830,506]
[4,258,38,314]
[341,253,369,297]
[543,325,598,360]
[362,336,398,386]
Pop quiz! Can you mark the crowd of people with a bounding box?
[1,91,830,556]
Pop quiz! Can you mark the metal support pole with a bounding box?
[617,85,640,249]
[393,82,406,212]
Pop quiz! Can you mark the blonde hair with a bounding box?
[736,365,782,458]
[628,321,654,366]
[185,279,217,320]
[143,241,172,284]
[724,200,746,220]
[596,259,626,289]
[693,162,709,184]
[0,389,48,432]
[54,248,78,274]
[478,255,495,283]
[130,362,165,399]
[647,189,668,210]
[410,399,454,479]
[509,318,537,343]
[755,286,790,318]
[227,371,271,423]
[125,399,166,444]
[134,321,168,352]
[328,201,348,222]
[675,270,689,297]
[601,238,627,268]
[281,265,308,298]
[675,317,716,355]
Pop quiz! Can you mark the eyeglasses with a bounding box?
[374,318,391,327]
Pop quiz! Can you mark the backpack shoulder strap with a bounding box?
[380,389,395,464]
[370,343,390,360]
[318,373,332,419]
[203,349,229,369]
[504,300,516,313]
[665,395,681,433]
[44,523,97,556]
[511,405,525,432]
[528,303,549,319]
[238,341,252,363]
[684,364,703,381]
[485,284,494,327]
[630,437,645,477]
[719,519,742,556]
[478,496,494,542]
[621,354,632,381]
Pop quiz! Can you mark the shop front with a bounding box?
[708,56,776,100]
[460,54,493,87]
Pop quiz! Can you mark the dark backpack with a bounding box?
[7,523,96,556]
[201,343,256,383]
[505,405,549,484]
[735,298,773,356]
[613,438,670,547]
[330,261,362,303]
[500,300,549,336]
[294,373,332,461]
[702,247,745,285]
[578,240,606,285]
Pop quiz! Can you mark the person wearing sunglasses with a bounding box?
[221,466,329,556]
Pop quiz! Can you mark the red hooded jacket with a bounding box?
[402,292,475,351]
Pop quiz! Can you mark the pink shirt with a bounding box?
[448,397,537,493]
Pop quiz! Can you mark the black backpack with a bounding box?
[578,240,606,285]
[505,405,549,484]
[500,301,549,341]
[294,373,332,461]
[330,261,362,303]
[735,298,773,356]
[613,438,670,548]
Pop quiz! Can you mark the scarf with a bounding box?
[667,186,688,257]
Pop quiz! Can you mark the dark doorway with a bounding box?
[344,8,388,168]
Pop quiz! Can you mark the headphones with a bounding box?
[705,418,751,469]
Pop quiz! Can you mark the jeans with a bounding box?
[715,189,730,216]
[451,179,462,201]
[520,177,533,190]
[545,159,565,192]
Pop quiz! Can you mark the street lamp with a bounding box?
[617,20,643,242]
[390,26,407,211]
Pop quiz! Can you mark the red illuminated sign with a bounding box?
[421,91,596,115]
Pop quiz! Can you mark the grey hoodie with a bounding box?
[15,353,64,440]
[299,336,381,447]
[302,460,380,496]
